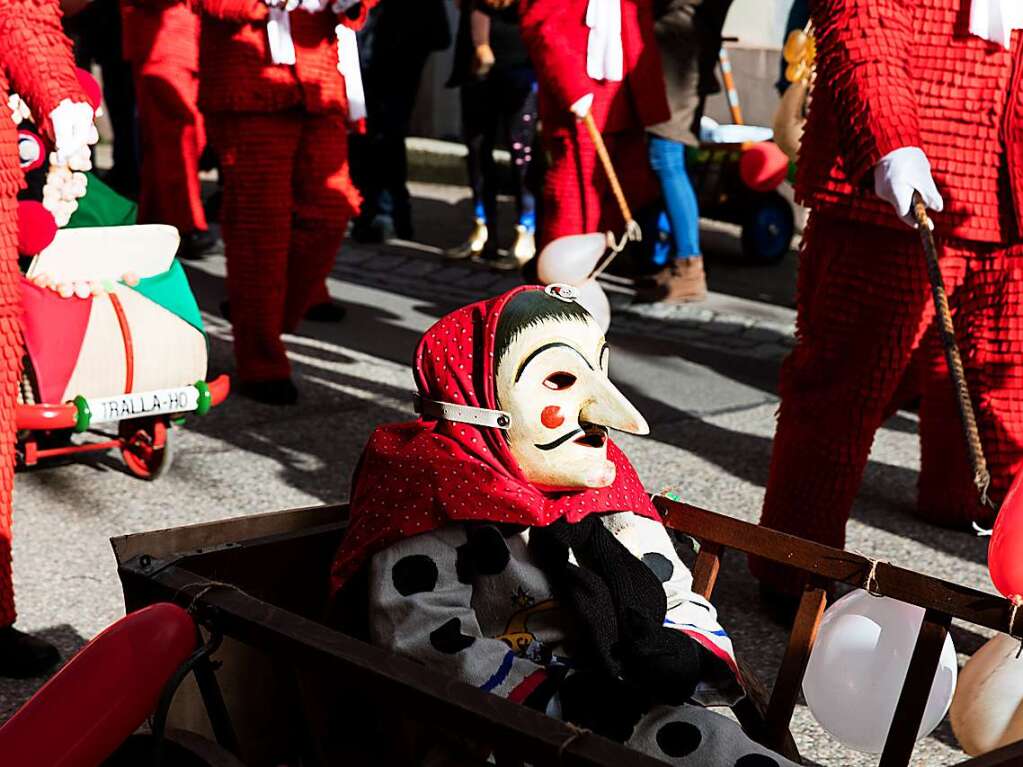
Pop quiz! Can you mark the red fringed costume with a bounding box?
[196,0,366,383]
[122,0,208,235]
[519,0,669,247]
[754,0,1023,589]
[0,0,84,627]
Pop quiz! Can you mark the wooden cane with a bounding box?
[912,191,992,509]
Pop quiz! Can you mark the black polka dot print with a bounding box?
[456,525,511,583]
[642,552,674,583]
[429,618,476,654]
[655,720,703,757]
[392,555,439,596]
[735,754,779,766]
[468,526,511,574]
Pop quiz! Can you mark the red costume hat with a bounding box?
[330,285,658,592]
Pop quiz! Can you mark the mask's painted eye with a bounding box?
[543,372,576,390]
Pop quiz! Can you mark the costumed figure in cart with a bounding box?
[330,284,798,765]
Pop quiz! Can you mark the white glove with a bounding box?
[570,93,594,119]
[873,146,944,228]
[265,0,299,10]
[49,99,96,165]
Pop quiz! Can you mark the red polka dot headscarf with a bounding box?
[330,285,658,592]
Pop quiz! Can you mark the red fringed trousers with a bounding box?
[0,128,22,626]
[752,212,1023,590]
[207,111,357,382]
[127,5,208,234]
[539,127,659,248]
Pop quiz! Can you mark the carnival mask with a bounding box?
[494,289,648,489]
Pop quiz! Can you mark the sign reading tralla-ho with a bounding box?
[87,386,201,425]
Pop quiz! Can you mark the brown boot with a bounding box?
[635,256,707,303]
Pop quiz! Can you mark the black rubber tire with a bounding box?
[740,192,796,265]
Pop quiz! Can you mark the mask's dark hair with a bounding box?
[494,290,593,367]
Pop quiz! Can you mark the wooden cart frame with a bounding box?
[112,498,1023,766]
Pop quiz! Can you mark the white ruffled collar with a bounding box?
[971,0,1023,49]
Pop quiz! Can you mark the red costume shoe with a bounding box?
[754,0,1023,592]
[519,0,669,248]
[196,0,370,389]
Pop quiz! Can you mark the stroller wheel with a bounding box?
[119,418,174,480]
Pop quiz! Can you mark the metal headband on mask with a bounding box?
[413,393,512,430]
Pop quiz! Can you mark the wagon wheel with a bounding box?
[119,417,174,480]
[740,192,795,265]
[103,729,244,766]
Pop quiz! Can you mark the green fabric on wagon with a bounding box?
[130,260,205,335]
[66,172,138,229]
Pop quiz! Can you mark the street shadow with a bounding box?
[0,623,87,722]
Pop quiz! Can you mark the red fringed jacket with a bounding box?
[799,0,1022,243]
[196,0,374,115]
[518,0,669,135]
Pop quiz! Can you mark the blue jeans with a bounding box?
[648,135,701,260]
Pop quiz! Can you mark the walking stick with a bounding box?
[912,191,993,512]
[581,112,641,278]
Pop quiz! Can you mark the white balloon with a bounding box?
[951,633,1023,756]
[802,590,957,754]
[536,233,607,286]
[575,279,611,333]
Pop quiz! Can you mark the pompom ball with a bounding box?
[739,141,790,193]
[75,68,102,112]
[17,200,57,255]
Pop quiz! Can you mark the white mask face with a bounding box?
[495,315,649,489]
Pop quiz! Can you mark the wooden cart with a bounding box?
[112,498,1023,766]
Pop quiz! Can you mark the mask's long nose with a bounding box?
[579,375,650,436]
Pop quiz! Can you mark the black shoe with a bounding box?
[305,301,347,323]
[238,378,299,406]
[0,625,60,678]
[350,215,396,244]
[219,300,231,322]
[177,229,218,261]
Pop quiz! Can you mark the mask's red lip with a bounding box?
[574,424,608,448]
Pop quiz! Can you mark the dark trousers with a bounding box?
[461,67,538,229]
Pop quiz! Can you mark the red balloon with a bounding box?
[989,471,1023,601]
[739,141,790,192]
[17,200,57,255]
[0,603,196,767]
[75,68,102,112]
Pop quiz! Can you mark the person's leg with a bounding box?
[647,136,700,258]
[919,240,1023,529]
[134,62,208,235]
[538,127,597,248]
[0,173,58,675]
[502,70,539,264]
[208,113,300,388]
[283,113,359,331]
[446,82,493,259]
[751,212,939,592]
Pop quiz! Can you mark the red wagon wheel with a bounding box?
[119,417,174,480]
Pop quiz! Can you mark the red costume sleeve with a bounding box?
[812,0,922,182]
[0,0,84,140]
[196,0,267,23]
[518,0,592,113]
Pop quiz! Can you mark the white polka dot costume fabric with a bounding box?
[366,513,796,765]
[329,285,659,593]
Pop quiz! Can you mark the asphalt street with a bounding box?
[0,182,994,767]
